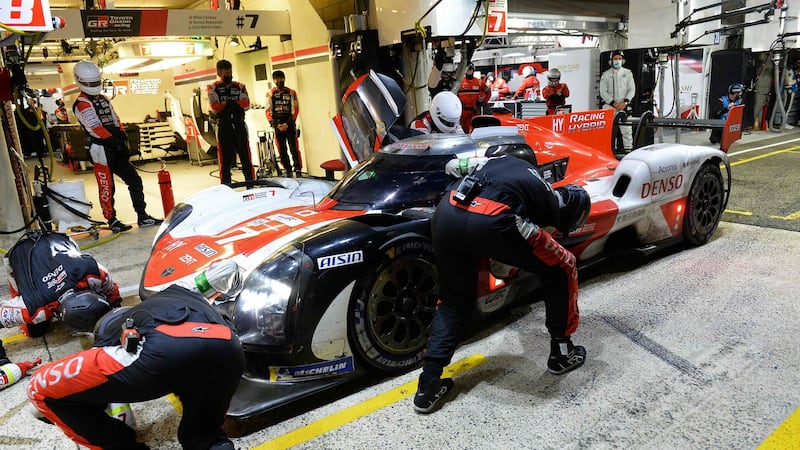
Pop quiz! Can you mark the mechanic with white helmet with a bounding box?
[28,285,245,450]
[413,148,590,413]
[541,68,571,115]
[599,50,637,152]
[709,83,744,144]
[1,230,121,339]
[72,60,162,233]
[409,91,466,135]
[511,65,541,100]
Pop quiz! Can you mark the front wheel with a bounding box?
[348,240,439,374]
[683,161,724,245]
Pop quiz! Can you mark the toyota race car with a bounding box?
[139,72,733,420]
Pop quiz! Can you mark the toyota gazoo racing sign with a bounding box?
[1,0,56,32]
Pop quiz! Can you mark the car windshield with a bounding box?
[328,152,454,211]
[341,94,378,162]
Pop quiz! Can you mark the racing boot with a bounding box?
[137,214,163,228]
[109,218,133,233]
[413,375,454,414]
[547,336,586,375]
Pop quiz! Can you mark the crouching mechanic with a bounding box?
[413,147,591,413]
[1,231,121,338]
[28,285,245,450]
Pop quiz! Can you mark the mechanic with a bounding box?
[511,65,541,100]
[72,61,162,232]
[599,50,637,152]
[542,68,571,115]
[457,64,488,132]
[486,72,510,101]
[709,83,744,144]
[28,285,245,450]
[54,98,69,124]
[410,91,465,135]
[413,148,590,414]
[428,47,458,98]
[208,59,255,185]
[1,230,121,338]
[266,70,303,178]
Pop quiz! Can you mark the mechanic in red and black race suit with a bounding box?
[511,65,541,100]
[266,70,302,177]
[541,68,571,115]
[413,148,590,413]
[72,61,162,233]
[457,64,488,132]
[208,59,255,185]
[1,231,121,339]
[28,285,245,450]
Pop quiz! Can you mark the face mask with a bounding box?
[465,72,474,80]
[276,81,285,89]
[222,75,233,83]
[612,60,622,69]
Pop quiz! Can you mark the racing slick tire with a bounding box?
[683,161,725,246]
[348,239,439,375]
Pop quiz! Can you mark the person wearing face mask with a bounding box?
[599,50,636,152]
[429,47,457,98]
[709,83,744,144]
[541,68,570,115]
[208,59,254,185]
[486,72,510,101]
[266,70,302,177]
[457,64,487,132]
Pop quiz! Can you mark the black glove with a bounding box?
[434,48,445,71]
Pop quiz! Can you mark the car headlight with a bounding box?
[234,245,308,347]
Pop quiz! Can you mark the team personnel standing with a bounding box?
[28,285,245,450]
[413,149,590,414]
[512,66,540,100]
[428,47,457,98]
[542,68,571,115]
[486,72,510,101]
[599,50,637,151]
[457,64,487,132]
[208,59,254,185]
[266,70,302,177]
[72,61,162,232]
[410,91,465,135]
[709,83,744,144]
[1,230,121,338]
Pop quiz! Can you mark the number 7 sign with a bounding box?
[0,0,54,32]
[487,1,507,36]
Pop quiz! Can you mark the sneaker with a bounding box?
[547,337,586,375]
[413,377,454,414]
[109,219,133,233]
[137,215,163,227]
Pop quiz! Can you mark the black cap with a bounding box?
[612,50,624,58]
[272,70,285,79]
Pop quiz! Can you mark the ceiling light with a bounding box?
[102,58,150,73]
[229,37,240,47]
[134,57,201,73]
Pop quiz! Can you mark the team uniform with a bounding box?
[72,93,148,223]
[409,111,465,135]
[488,76,510,101]
[457,75,487,132]
[1,231,120,337]
[28,285,244,450]
[208,79,254,185]
[599,63,637,150]
[266,85,302,176]
[542,82,571,115]
[513,74,541,100]
[709,94,742,144]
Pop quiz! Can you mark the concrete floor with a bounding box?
[1,128,799,449]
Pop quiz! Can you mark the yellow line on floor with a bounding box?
[251,354,488,450]
[769,211,800,221]
[724,209,753,216]
[758,406,800,449]
[731,147,800,166]
[0,334,27,344]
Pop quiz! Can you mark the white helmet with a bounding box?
[522,66,535,77]
[430,91,462,133]
[73,61,103,96]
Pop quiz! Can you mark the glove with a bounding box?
[445,157,488,177]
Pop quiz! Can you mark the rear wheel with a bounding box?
[683,161,724,245]
[349,240,439,374]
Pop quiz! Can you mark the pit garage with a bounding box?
[1,0,799,448]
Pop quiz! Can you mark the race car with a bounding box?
[140,72,732,419]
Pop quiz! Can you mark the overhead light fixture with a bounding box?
[229,37,240,47]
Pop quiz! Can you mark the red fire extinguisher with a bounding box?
[158,161,175,217]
